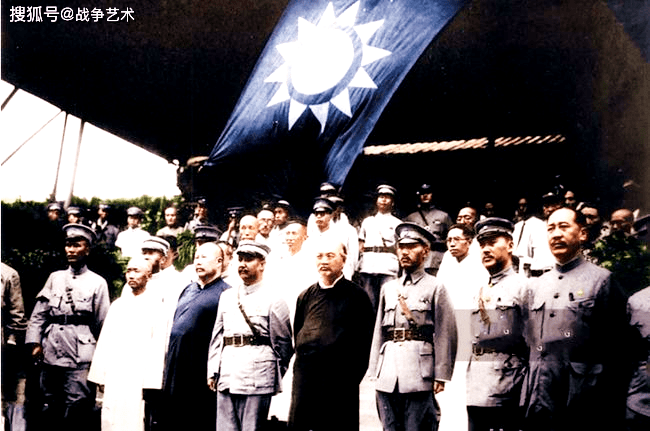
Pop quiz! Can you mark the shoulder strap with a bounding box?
[417,208,429,226]
[397,293,417,327]
[237,288,262,339]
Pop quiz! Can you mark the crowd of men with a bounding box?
[2,182,650,431]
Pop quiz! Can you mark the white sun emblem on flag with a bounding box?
[265,1,391,133]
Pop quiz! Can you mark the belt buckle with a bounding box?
[393,328,406,342]
[473,345,483,355]
[232,335,245,347]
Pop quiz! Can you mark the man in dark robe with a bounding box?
[289,237,374,431]
[162,242,230,431]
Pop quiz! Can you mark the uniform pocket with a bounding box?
[48,293,63,308]
[254,359,277,389]
[71,290,93,313]
[77,333,96,363]
[567,362,603,406]
[418,342,434,379]
[567,298,595,319]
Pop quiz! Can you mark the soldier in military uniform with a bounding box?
[625,285,650,431]
[523,208,627,431]
[404,184,452,275]
[368,222,457,431]
[26,224,110,431]
[466,218,529,431]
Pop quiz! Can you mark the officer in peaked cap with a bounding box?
[92,203,119,248]
[475,217,514,242]
[235,240,271,260]
[194,225,221,246]
[26,222,110,431]
[208,239,292,431]
[465,216,528,431]
[140,236,173,280]
[66,206,84,224]
[313,197,334,214]
[269,199,292,252]
[63,223,97,246]
[47,202,63,222]
[116,207,149,258]
[395,222,438,247]
[142,236,171,255]
[186,198,211,232]
[404,184,453,275]
[127,206,144,217]
[376,184,397,196]
[369,221,457,431]
[319,182,338,197]
[541,192,562,220]
[358,184,401,312]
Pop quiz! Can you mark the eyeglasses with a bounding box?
[446,237,468,244]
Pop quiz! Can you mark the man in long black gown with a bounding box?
[162,243,231,431]
[289,237,374,431]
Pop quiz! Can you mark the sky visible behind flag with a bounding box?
[206,0,466,186]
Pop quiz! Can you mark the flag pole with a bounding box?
[1,110,63,166]
[1,87,18,111]
[65,120,85,209]
[50,112,69,201]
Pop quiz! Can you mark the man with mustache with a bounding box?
[368,222,457,431]
[162,242,231,431]
[208,241,293,431]
[289,237,374,431]
[465,218,529,431]
[523,207,627,431]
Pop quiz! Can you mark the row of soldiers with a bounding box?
[2,182,649,431]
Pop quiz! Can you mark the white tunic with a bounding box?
[88,291,154,431]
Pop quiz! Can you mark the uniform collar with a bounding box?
[489,265,514,285]
[68,265,88,276]
[555,255,584,273]
[402,267,426,285]
[240,280,263,295]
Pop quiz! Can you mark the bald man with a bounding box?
[89,257,154,431]
[163,243,231,431]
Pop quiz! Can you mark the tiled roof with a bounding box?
[363,134,566,155]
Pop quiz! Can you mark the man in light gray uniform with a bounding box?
[369,222,457,431]
[208,241,293,431]
[27,223,110,431]
[523,208,627,431]
[466,218,529,431]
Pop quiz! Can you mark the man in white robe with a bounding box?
[88,257,154,431]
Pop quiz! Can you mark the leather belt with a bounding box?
[384,327,431,342]
[48,314,92,326]
[223,335,271,347]
[472,344,525,356]
[472,345,499,355]
[363,246,396,254]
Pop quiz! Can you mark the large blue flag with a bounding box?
[205,0,466,185]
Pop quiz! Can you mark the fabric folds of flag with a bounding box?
[205,0,466,185]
